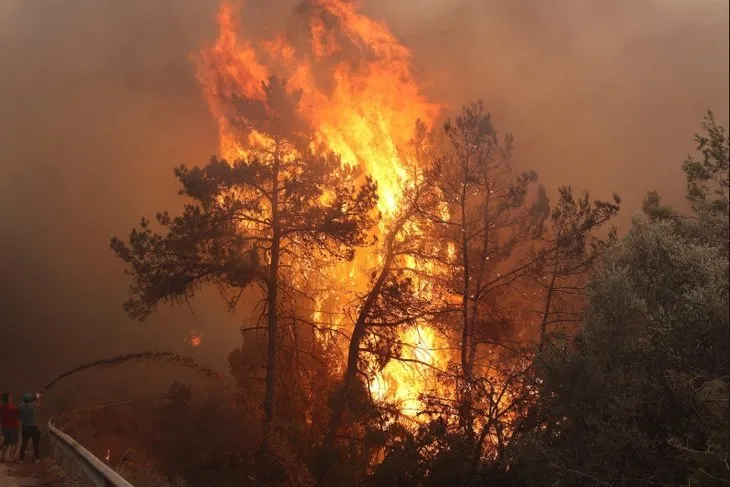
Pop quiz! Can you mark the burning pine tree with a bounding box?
[111,1,624,485]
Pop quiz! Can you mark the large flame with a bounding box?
[196,0,440,216]
[195,0,446,417]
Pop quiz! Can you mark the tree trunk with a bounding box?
[459,179,477,433]
[264,148,282,426]
[317,317,367,482]
[538,251,559,352]
[463,182,491,439]
[317,219,403,484]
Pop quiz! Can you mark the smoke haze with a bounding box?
[0,0,727,394]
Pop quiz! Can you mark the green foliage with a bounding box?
[682,111,729,219]
[669,375,730,486]
[509,111,730,486]
[646,110,729,253]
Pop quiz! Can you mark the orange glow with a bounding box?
[369,325,450,415]
[195,1,446,417]
[187,329,203,348]
[196,1,440,216]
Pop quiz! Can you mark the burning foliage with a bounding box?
[103,2,729,486]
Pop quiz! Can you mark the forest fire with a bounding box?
[196,0,448,417]
[369,325,449,414]
[196,1,440,217]
[25,0,721,483]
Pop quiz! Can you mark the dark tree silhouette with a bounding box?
[111,77,378,425]
[529,186,620,350]
[317,163,443,484]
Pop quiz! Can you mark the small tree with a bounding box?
[530,186,620,351]
[111,77,378,425]
[426,101,548,432]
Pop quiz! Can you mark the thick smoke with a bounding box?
[366,0,729,213]
[0,0,727,393]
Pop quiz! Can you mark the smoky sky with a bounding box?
[0,0,727,393]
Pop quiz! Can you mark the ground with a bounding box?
[0,460,68,487]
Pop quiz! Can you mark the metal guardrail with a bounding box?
[48,418,134,487]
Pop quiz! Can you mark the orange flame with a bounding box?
[187,329,203,348]
[370,325,449,415]
[195,0,446,417]
[196,0,440,216]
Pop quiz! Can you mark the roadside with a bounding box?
[0,462,35,487]
[0,459,69,487]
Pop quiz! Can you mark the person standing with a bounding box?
[0,393,20,462]
[18,393,41,462]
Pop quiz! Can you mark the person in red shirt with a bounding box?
[0,392,20,462]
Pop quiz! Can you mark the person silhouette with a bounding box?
[0,393,20,462]
[18,393,41,463]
